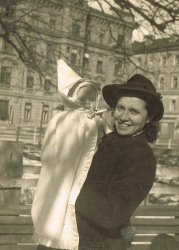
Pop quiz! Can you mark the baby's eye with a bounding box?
[89,97,95,101]
[78,98,85,102]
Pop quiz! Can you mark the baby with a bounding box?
[68,78,100,119]
[32,60,106,250]
[70,80,97,110]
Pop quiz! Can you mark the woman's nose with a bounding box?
[119,111,129,121]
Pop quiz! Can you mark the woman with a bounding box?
[75,74,164,250]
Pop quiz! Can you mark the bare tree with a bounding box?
[91,0,179,37]
[88,0,179,77]
[0,0,65,86]
[0,0,179,83]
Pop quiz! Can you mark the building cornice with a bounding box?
[132,38,179,54]
[88,6,134,28]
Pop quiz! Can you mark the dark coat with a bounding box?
[75,132,156,249]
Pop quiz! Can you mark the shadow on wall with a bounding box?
[0,140,23,179]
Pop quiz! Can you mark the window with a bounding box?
[31,15,39,27]
[0,100,9,120]
[117,34,123,44]
[86,27,91,41]
[42,104,49,123]
[83,53,89,69]
[96,59,103,73]
[2,40,13,53]
[26,71,34,89]
[66,46,70,53]
[173,55,176,66]
[72,23,80,37]
[71,49,78,65]
[0,66,12,86]
[71,53,77,65]
[99,32,105,45]
[1,6,15,18]
[136,57,142,67]
[173,54,179,66]
[114,60,122,76]
[160,56,167,67]
[176,54,179,65]
[171,76,178,89]
[9,105,14,123]
[28,40,37,55]
[148,56,154,67]
[47,44,54,61]
[24,103,32,121]
[158,77,165,89]
[49,18,56,29]
[169,99,176,112]
[44,79,51,92]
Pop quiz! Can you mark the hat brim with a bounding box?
[102,84,164,121]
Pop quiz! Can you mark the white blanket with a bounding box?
[31,104,99,249]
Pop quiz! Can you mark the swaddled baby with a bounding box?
[32,60,106,250]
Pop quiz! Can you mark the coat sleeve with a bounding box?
[75,151,156,230]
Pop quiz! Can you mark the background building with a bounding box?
[130,36,179,147]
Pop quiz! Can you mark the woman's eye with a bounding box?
[130,109,139,115]
[117,106,124,111]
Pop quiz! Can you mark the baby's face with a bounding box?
[75,85,97,109]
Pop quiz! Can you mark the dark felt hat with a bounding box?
[102,74,164,121]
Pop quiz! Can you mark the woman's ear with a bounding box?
[147,114,155,124]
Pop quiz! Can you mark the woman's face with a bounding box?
[114,96,150,136]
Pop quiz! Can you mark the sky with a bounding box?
[88,0,147,41]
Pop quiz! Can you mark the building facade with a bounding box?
[0,0,133,142]
[130,37,179,147]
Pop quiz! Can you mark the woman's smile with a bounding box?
[117,123,131,127]
[116,123,132,129]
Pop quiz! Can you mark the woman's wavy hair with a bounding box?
[144,99,160,143]
[144,120,159,143]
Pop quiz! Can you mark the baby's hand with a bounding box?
[87,109,95,119]
[121,225,135,241]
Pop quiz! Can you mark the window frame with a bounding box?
[169,99,176,112]
[96,59,103,73]
[158,77,165,89]
[0,66,12,86]
[0,99,9,120]
[24,103,32,122]
[42,104,49,123]
[44,79,51,92]
[72,23,80,37]
[171,76,178,89]
[71,51,77,65]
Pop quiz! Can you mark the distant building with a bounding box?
[130,36,179,147]
[0,0,134,138]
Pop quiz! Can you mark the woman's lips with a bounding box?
[117,123,131,127]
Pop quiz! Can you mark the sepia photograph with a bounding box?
[0,0,179,249]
